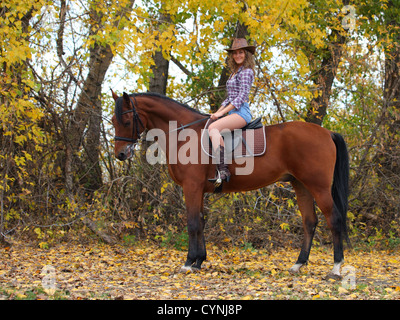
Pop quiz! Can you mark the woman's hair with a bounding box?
[227,50,255,73]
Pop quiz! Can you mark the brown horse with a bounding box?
[111,91,350,278]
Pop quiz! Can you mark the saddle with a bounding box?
[201,117,267,159]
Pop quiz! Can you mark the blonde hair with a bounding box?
[227,50,255,74]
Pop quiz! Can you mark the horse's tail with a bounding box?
[331,132,351,247]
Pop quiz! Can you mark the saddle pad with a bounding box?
[201,119,267,159]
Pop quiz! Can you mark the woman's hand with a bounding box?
[210,104,236,120]
[210,110,224,120]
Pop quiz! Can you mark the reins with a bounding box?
[169,117,210,133]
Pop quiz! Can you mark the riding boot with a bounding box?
[208,146,231,187]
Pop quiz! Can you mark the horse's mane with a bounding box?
[115,92,208,124]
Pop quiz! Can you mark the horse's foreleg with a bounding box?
[289,180,318,274]
[181,183,206,272]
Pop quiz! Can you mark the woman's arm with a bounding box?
[230,68,254,109]
[210,103,236,120]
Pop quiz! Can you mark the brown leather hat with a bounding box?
[225,38,256,54]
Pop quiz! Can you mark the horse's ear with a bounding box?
[111,89,118,101]
[123,92,130,102]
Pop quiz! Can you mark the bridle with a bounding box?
[115,93,210,144]
[114,94,145,144]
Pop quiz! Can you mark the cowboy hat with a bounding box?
[225,38,256,54]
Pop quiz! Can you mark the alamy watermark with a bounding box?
[142,121,255,176]
[341,265,356,290]
[41,265,57,295]
[341,5,356,32]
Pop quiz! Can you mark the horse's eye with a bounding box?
[124,121,131,127]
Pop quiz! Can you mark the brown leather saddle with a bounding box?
[201,117,267,159]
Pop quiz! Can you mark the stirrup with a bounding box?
[208,170,222,187]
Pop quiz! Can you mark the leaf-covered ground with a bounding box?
[0,242,399,300]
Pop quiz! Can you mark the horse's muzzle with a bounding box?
[116,144,134,161]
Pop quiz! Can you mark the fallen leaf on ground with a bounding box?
[0,242,399,300]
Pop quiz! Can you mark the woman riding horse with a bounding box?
[111,38,350,279]
[208,38,256,184]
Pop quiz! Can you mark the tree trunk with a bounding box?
[149,13,171,95]
[304,0,349,126]
[379,0,400,182]
[304,40,346,125]
[149,50,169,94]
[67,43,114,193]
[64,0,135,194]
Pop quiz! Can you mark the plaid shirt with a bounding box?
[221,67,254,109]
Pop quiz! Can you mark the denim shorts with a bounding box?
[228,102,252,124]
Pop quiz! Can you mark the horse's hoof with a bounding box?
[324,272,342,281]
[191,266,201,273]
[288,263,303,274]
[180,266,191,273]
[323,261,343,280]
[180,266,200,273]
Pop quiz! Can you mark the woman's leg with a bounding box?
[207,114,247,185]
[208,113,247,151]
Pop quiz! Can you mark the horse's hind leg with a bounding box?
[313,190,344,279]
[289,180,318,274]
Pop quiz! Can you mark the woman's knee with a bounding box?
[208,123,221,136]
[208,121,220,131]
